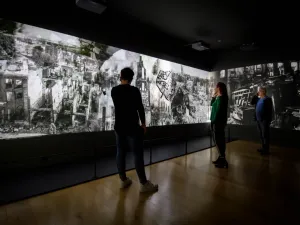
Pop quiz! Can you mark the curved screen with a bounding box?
[0,19,209,139]
[209,62,300,130]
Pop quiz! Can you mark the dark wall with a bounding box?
[0,123,211,205]
[0,6,214,204]
[210,58,300,149]
[0,2,214,71]
[228,124,300,149]
[0,123,210,172]
[213,47,300,71]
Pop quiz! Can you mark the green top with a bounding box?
[210,95,228,124]
[210,96,221,123]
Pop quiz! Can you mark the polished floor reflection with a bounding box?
[1,140,300,225]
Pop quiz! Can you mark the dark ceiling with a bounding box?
[1,0,300,71]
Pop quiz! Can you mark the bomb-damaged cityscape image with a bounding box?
[209,62,300,130]
[0,19,209,139]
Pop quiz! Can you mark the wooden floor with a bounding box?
[1,140,300,225]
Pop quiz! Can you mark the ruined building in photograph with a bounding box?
[0,19,209,139]
[209,62,300,130]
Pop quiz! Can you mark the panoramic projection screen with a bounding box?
[0,19,210,139]
[209,62,300,130]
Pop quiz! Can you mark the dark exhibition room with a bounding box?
[1,0,300,224]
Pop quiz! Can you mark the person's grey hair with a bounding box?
[259,86,267,94]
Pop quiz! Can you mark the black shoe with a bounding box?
[215,158,228,168]
[212,156,221,164]
[260,151,270,155]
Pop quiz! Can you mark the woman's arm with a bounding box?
[215,96,223,122]
[211,97,216,106]
[211,97,221,123]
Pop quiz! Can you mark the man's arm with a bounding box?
[265,97,273,122]
[136,88,146,125]
[251,95,259,105]
[111,87,116,105]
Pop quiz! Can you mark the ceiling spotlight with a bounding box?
[76,0,107,14]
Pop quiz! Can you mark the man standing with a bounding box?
[111,67,158,193]
[251,87,273,155]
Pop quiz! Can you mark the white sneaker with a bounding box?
[120,178,132,189]
[140,181,158,193]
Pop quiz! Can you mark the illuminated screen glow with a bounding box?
[0,19,210,139]
[209,62,300,130]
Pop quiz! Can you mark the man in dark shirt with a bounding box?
[251,87,273,155]
[111,67,158,193]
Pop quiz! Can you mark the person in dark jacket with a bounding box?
[211,82,229,168]
[251,91,260,122]
[251,87,273,155]
[111,67,158,193]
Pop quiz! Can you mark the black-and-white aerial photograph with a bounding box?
[0,19,209,139]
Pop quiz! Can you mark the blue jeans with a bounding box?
[257,120,270,152]
[115,130,147,184]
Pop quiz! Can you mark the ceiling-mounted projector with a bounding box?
[186,41,210,52]
[76,0,107,14]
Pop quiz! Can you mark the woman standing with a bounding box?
[210,82,229,168]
